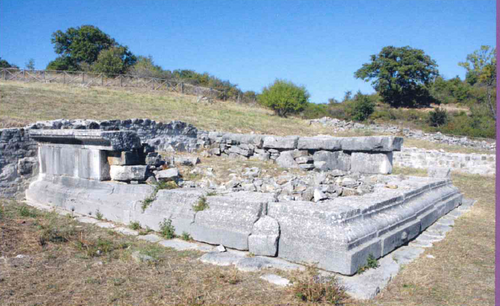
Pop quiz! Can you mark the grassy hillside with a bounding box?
[0,81,493,154]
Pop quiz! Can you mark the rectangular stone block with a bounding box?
[110,165,147,181]
[341,136,403,152]
[297,136,342,151]
[263,136,299,150]
[350,152,393,174]
[190,192,276,250]
[313,151,351,171]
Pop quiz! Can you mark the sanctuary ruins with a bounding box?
[0,118,465,278]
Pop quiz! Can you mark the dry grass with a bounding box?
[352,168,495,306]
[0,200,301,306]
[0,80,492,155]
[0,168,495,305]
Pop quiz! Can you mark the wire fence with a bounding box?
[0,68,253,102]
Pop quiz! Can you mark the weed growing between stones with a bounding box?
[129,221,142,230]
[193,196,209,212]
[19,205,38,218]
[141,181,178,212]
[181,231,192,241]
[159,218,175,239]
[95,209,103,220]
[357,254,379,274]
[289,265,348,305]
[206,191,217,196]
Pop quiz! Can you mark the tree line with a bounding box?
[0,25,495,138]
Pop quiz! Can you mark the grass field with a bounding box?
[0,169,495,306]
[0,80,493,155]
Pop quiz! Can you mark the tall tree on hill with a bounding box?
[0,57,17,69]
[355,46,439,108]
[46,25,136,73]
[459,45,496,120]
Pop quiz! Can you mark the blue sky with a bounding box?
[0,0,495,103]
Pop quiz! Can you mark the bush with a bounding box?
[428,108,449,127]
[351,94,375,121]
[290,265,347,305]
[159,218,175,239]
[301,103,329,119]
[193,196,209,212]
[258,79,309,117]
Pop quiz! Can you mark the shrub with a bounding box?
[129,221,141,230]
[181,232,192,241]
[351,93,375,121]
[357,254,379,274]
[428,108,449,127]
[19,206,38,218]
[258,79,309,117]
[95,210,103,220]
[159,218,175,239]
[193,196,209,212]
[290,265,348,305]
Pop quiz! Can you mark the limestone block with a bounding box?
[248,216,280,256]
[427,167,451,178]
[297,136,341,151]
[295,156,313,164]
[263,136,299,150]
[341,136,403,152]
[350,152,393,174]
[156,168,179,180]
[110,165,148,181]
[190,192,276,250]
[133,188,206,233]
[228,145,252,157]
[276,151,299,169]
[313,151,351,171]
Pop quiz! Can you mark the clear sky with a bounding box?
[0,0,495,103]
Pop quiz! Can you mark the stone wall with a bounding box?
[205,132,402,174]
[393,147,496,176]
[0,119,201,198]
[310,117,496,151]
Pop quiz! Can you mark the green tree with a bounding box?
[48,25,135,71]
[46,56,79,71]
[25,58,35,71]
[459,46,496,120]
[258,79,309,117]
[355,46,439,108]
[350,92,375,121]
[0,57,17,68]
[128,55,164,78]
[91,47,136,76]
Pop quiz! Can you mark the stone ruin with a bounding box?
[23,125,464,276]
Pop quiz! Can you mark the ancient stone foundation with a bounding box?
[25,128,463,275]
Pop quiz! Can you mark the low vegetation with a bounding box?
[192,196,209,212]
[290,265,348,305]
[159,218,176,239]
[357,254,379,274]
[0,169,495,305]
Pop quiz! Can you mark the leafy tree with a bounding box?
[350,92,375,121]
[25,58,35,71]
[128,55,164,78]
[258,79,309,117]
[91,47,136,76]
[459,46,496,120]
[48,25,135,71]
[428,108,449,127]
[46,56,79,71]
[355,46,439,108]
[0,57,17,68]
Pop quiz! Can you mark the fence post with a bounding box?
[23,69,26,81]
[180,82,184,94]
[101,74,104,86]
[120,76,123,87]
[82,72,84,84]
[63,73,65,84]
